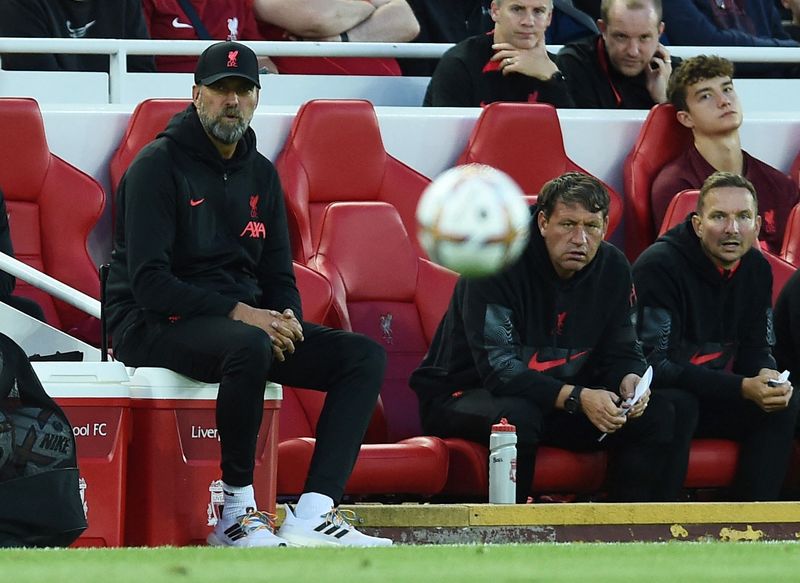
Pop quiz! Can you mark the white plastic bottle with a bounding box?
[488,417,517,504]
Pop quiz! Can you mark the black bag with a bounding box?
[0,333,87,547]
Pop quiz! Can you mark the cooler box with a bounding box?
[124,367,282,547]
[33,361,132,548]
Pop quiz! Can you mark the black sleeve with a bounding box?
[556,48,602,108]
[634,255,744,400]
[538,70,575,108]
[125,0,156,72]
[121,151,238,319]
[732,260,776,375]
[424,53,475,107]
[0,0,61,70]
[458,272,565,411]
[0,191,16,296]
[255,168,302,322]
[590,264,646,391]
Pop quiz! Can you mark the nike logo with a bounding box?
[528,350,589,372]
[172,17,194,29]
[690,351,724,366]
[190,198,205,207]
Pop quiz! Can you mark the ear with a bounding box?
[676,109,694,129]
[658,22,665,36]
[537,210,547,235]
[192,84,201,105]
[601,214,609,239]
[754,214,762,239]
[597,19,607,35]
[691,213,702,238]
[490,0,500,22]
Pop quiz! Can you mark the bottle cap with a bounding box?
[491,417,516,432]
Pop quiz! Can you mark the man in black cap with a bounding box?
[105,41,391,548]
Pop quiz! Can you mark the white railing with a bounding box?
[2,37,800,102]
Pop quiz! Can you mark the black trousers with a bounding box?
[419,388,676,502]
[115,317,386,503]
[656,387,800,501]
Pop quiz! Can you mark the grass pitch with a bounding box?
[3,543,800,583]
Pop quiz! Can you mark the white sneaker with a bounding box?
[207,510,289,547]
[277,504,393,547]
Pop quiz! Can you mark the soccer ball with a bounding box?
[416,164,531,277]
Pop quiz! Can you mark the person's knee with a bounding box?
[225,325,273,380]
[657,389,699,441]
[342,333,387,380]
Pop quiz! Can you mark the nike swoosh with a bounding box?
[172,17,194,29]
[690,351,724,366]
[190,198,205,207]
[528,350,589,372]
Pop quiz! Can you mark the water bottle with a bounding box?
[489,417,517,504]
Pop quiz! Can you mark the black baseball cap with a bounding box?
[194,41,261,89]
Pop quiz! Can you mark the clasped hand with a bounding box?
[229,302,304,362]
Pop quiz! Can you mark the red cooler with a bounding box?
[33,361,132,548]
[125,367,282,547]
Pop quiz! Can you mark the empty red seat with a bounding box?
[0,97,104,340]
[624,103,693,261]
[456,102,623,241]
[275,99,431,263]
[278,259,449,497]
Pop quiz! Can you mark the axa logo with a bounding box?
[227,50,239,68]
[240,221,266,238]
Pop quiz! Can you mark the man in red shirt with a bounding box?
[650,55,799,252]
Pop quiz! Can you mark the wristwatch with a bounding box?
[564,385,583,414]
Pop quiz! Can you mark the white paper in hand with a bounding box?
[623,366,653,410]
[768,370,791,387]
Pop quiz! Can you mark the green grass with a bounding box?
[2,543,800,582]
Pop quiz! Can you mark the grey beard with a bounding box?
[198,107,249,145]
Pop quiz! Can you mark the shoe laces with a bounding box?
[322,508,361,529]
[238,510,278,534]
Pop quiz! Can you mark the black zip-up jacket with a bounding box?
[410,207,644,411]
[106,105,300,343]
[633,217,775,401]
[423,32,575,108]
[557,35,679,109]
[0,0,155,72]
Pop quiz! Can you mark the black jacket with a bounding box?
[633,217,775,401]
[0,0,155,72]
[106,105,300,342]
[773,268,800,380]
[423,32,574,108]
[557,35,677,109]
[410,207,644,411]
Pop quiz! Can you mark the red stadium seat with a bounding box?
[791,149,800,190]
[109,98,190,196]
[0,97,104,340]
[456,102,623,241]
[278,258,449,498]
[780,203,800,267]
[624,103,693,261]
[275,99,431,263]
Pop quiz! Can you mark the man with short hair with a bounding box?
[634,171,800,501]
[557,0,674,108]
[411,171,678,503]
[106,41,391,547]
[423,0,574,107]
[650,55,799,252]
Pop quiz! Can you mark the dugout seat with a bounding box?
[791,149,800,190]
[275,99,431,264]
[455,102,623,241]
[623,103,693,261]
[109,98,190,196]
[0,97,104,340]
[780,203,800,268]
[277,259,450,497]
